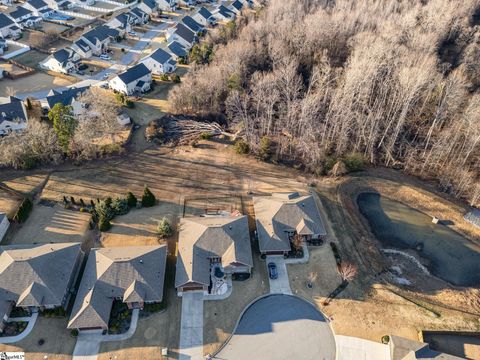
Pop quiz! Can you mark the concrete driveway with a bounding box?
[179,290,204,360]
[216,294,336,360]
[266,255,292,294]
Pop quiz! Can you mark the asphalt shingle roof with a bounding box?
[175,23,195,44]
[148,48,172,64]
[253,193,326,253]
[182,15,202,32]
[27,0,48,9]
[68,245,167,330]
[175,216,253,288]
[142,0,156,10]
[10,7,33,20]
[0,13,15,29]
[0,97,27,124]
[46,86,89,108]
[168,41,187,58]
[198,7,213,20]
[117,63,150,85]
[0,243,82,319]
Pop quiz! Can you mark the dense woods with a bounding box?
[169,0,480,206]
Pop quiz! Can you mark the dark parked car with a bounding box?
[78,64,88,70]
[268,262,278,279]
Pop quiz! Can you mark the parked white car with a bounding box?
[99,54,111,60]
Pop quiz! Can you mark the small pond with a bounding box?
[357,192,480,287]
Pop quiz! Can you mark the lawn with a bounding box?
[3,202,92,246]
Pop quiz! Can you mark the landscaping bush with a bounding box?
[170,74,181,83]
[234,139,250,154]
[70,329,79,337]
[95,199,114,221]
[259,136,272,160]
[111,197,129,216]
[160,73,169,81]
[200,132,212,140]
[124,99,134,108]
[13,198,33,223]
[141,186,156,207]
[98,217,112,232]
[382,335,390,344]
[343,152,367,172]
[126,191,137,208]
[157,217,173,238]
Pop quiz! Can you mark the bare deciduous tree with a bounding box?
[339,262,358,283]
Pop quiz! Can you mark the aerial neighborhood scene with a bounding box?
[0,0,479,358]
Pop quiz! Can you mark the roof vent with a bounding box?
[139,259,143,264]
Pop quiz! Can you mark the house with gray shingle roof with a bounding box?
[141,47,176,75]
[181,15,204,34]
[0,243,83,333]
[0,13,21,39]
[68,245,167,332]
[166,23,197,50]
[109,63,152,95]
[0,96,28,136]
[193,7,216,27]
[41,48,80,74]
[175,216,253,295]
[253,192,326,255]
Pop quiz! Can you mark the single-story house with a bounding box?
[106,13,132,35]
[167,41,188,60]
[109,63,152,95]
[70,39,93,59]
[0,96,28,136]
[137,0,157,14]
[0,13,21,39]
[43,86,89,116]
[156,0,176,11]
[175,216,253,295]
[193,7,216,27]
[0,243,83,333]
[141,47,176,75]
[41,48,80,74]
[214,5,236,21]
[166,23,197,50]
[253,192,327,255]
[81,25,119,55]
[68,245,167,332]
[0,213,9,242]
[181,15,204,34]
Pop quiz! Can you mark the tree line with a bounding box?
[169,0,480,206]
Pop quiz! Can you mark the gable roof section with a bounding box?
[73,38,91,53]
[198,7,213,20]
[148,48,172,64]
[68,245,167,330]
[27,0,48,9]
[0,96,27,124]
[142,0,156,10]
[46,86,89,108]
[230,0,243,11]
[83,25,118,44]
[168,41,187,58]
[52,48,74,66]
[131,7,147,18]
[253,193,326,253]
[117,63,150,85]
[182,15,202,32]
[175,216,253,288]
[10,7,33,20]
[217,5,234,18]
[175,23,195,44]
[0,243,82,316]
[0,14,15,29]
